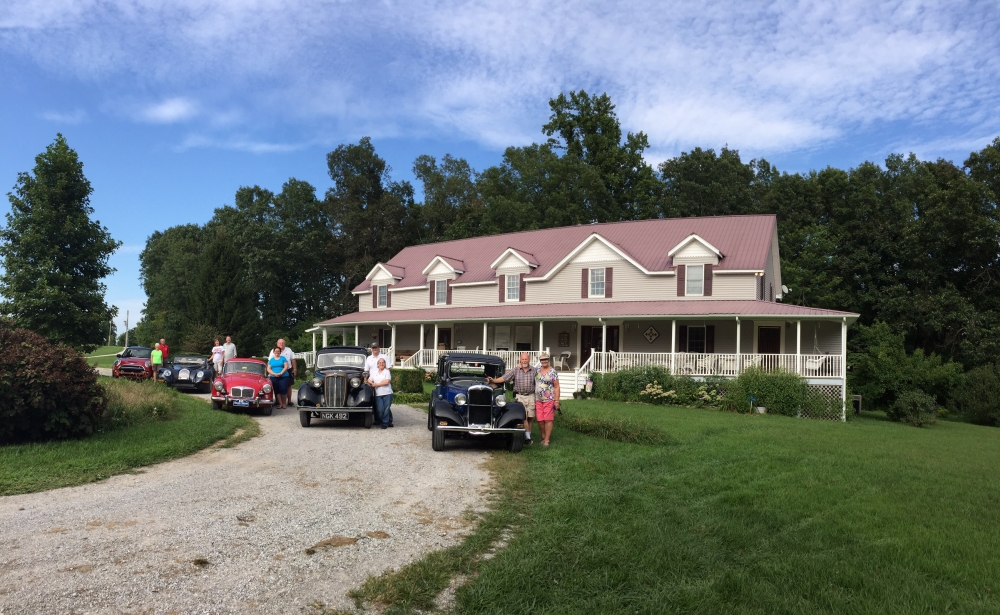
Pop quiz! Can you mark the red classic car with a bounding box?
[112,346,154,380]
[210,358,275,415]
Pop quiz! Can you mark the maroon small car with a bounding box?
[210,358,276,415]
[112,346,154,380]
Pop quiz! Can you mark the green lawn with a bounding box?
[0,393,257,496]
[85,345,125,368]
[354,400,1000,614]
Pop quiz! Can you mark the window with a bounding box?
[378,285,387,307]
[686,264,704,296]
[506,275,519,301]
[590,268,605,297]
[687,326,706,353]
[435,279,447,305]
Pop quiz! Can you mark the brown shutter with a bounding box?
[678,325,688,352]
[430,281,435,305]
[704,264,713,297]
[446,279,452,305]
[498,276,505,302]
[372,287,377,308]
[519,273,526,302]
[605,267,613,298]
[581,268,589,298]
[677,265,686,297]
[706,325,715,353]
[387,286,391,307]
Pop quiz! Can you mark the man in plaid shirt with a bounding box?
[489,352,537,444]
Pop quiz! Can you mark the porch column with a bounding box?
[483,322,487,351]
[434,324,439,358]
[312,332,316,355]
[419,324,424,352]
[841,317,848,421]
[796,320,802,375]
[735,317,740,374]
[602,321,607,353]
[354,325,359,346]
[391,323,396,353]
[671,319,676,373]
[539,320,544,352]
[322,327,328,347]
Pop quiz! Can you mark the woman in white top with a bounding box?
[211,338,225,376]
[367,357,394,429]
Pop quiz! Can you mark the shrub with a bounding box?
[294,358,307,378]
[100,378,179,428]
[951,364,1000,426]
[425,369,438,382]
[392,368,425,393]
[718,368,812,417]
[0,321,106,443]
[886,389,937,427]
[591,365,673,403]
[561,411,672,445]
[393,392,431,406]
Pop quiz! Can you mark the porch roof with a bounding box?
[315,300,859,327]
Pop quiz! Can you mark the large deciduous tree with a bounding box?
[0,134,120,352]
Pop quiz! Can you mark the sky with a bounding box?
[1,0,999,337]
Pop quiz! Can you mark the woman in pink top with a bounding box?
[534,353,561,446]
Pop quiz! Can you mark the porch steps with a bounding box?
[559,371,584,399]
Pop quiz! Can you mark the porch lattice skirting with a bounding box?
[801,384,846,421]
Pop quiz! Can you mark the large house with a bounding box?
[308,215,858,420]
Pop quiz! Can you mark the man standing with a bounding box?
[364,343,384,379]
[159,338,170,363]
[277,338,297,380]
[223,336,237,363]
[489,352,537,444]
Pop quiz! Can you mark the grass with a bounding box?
[85,345,125,368]
[0,386,257,496]
[354,400,1000,614]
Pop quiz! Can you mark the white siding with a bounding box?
[370,270,394,284]
[622,320,674,353]
[671,240,719,264]
[426,261,458,278]
[527,260,675,304]
[394,325,421,352]
[575,240,624,263]
[389,287,428,310]
[712,273,756,300]
[493,252,532,274]
[358,291,373,312]
[452,283,499,307]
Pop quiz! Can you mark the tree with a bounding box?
[0,134,120,352]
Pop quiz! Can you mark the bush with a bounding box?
[393,392,431,406]
[718,368,813,417]
[0,321,106,443]
[591,365,673,402]
[886,389,937,427]
[392,368,425,393]
[100,378,178,428]
[951,364,1000,426]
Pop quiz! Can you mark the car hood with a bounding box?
[222,373,268,386]
[117,357,149,364]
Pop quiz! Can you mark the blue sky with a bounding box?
[2,0,999,336]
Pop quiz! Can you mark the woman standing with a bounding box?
[534,352,561,446]
[267,346,290,409]
[211,338,225,376]
[367,357,394,429]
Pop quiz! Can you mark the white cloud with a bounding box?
[138,97,198,123]
[38,109,86,124]
[176,133,308,154]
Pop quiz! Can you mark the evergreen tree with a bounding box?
[0,134,121,352]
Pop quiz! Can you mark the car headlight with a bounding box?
[311,377,323,389]
[114,360,120,368]
[262,383,272,394]
[196,371,204,381]
[144,361,151,368]
[455,393,467,406]
[214,381,224,392]
[495,395,507,407]
[162,369,171,378]
[350,377,361,388]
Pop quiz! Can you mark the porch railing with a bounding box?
[588,351,842,378]
[293,351,315,368]
[405,348,552,369]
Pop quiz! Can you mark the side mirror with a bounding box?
[116,353,122,358]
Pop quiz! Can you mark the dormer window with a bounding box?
[377,285,388,307]
[590,268,605,298]
[435,280,447,305]
[686,264,704,296]
[506,275,520,301]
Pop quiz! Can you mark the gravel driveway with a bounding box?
[0,394,492,614]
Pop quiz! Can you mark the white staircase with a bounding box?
[559,370,585,399]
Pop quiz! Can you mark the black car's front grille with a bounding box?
[325,374,347,407]
[467,385,494,425]
[231,386,255,398]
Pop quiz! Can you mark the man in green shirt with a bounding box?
[151,342,163,382]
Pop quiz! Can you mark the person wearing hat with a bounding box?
[489,352,538,444]
[364,343,385,380]
[534,352,560,446]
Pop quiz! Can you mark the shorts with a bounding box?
[515,393,536,418]
[214,360,223,373]
[536,400,555,421]
[152,363,162,378]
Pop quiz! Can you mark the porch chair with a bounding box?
[695,355,714,374]
[804,354,828,375]
[556,351,572,370]
[715,355,737,376]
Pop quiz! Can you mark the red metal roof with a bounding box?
[355,214,777,292]
[317,300,858,325]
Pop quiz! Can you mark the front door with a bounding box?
[580,325,619,365]
[437,328,452,350]
[758,327,781,354]
[378,328,392,348]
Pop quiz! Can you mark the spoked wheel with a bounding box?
[364,411,374,429]
[432,424,446,451]
[507,431,525,453]
[299,411,311,427]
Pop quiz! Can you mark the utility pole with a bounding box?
[109,316,113,346]
[124,310,129,348]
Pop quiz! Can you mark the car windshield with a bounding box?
[224,361,266,376]
[316,353,366,369]
[173,355,205,365]
[122,348,151,359]
[447,361,502,379]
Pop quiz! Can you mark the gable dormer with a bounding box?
[365,263,404,309]
[669,235,722,298]
[422,255,465,280]
[667,234,723,266]
[490,248,538,274]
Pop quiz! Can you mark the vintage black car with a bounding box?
[159,354,214,393]
[296,346,376,428]
[428,353,527,453]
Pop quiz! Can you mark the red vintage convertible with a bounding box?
[210,358,275,415]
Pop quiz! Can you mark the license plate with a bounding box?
[322,412,349,420]
[232,399,250,407]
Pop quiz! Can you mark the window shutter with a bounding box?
[387,286,391,308]
[704,264,713,297]
[498,276,504,303]
[581,268,589,298]
[446,279,452,305]
[519,273,526,302]
[430,282,435,305]
[706,325,715,353]
[372,287,377,308]
[677,265,686,297]
[678,325,688,352]
[605,267,613,298]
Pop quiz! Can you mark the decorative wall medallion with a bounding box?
[643,326,659,343]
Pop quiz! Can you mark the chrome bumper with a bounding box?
[212,396,274,406]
